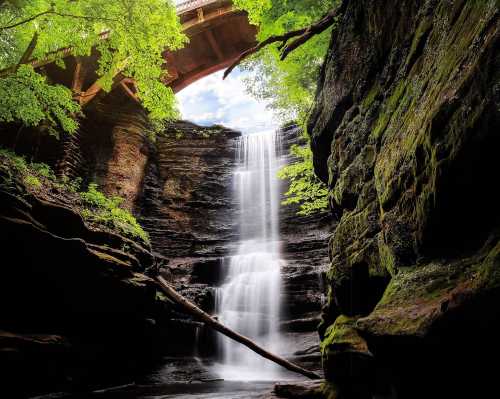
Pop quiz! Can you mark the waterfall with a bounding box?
[215,130,286,381]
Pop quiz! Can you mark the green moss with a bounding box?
[80,183,150,244]
[371,80,408,140]
[319,382,341,399]
[320,315,359,355]
[361,82,381,110]
[405,16,433,75]
[23,174,42,189]
[377,233,397,276]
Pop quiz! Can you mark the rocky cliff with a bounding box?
[137,120,240,313]
[0,159,174,397]
[308,0,499,397]
[0,83,332,395]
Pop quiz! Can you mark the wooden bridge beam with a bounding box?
[205,29,224,61]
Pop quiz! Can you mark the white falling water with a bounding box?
[215,130,286,381]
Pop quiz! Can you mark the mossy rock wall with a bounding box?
[309,0,499,397]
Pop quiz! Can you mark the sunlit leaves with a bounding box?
[0,65,79,135]
[233,0,271,25]
[235,0,336,122]
[0,0,186,134]
[277,143,329,216]
[234,0,335,215]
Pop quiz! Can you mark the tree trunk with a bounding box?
[156,276,322,380]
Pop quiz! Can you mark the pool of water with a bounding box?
[31,357,303,399]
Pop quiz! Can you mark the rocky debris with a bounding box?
[308,0,500,397]
[273,380,324,398]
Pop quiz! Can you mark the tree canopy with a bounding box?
[0,0,186,134]
[232,0,338,122]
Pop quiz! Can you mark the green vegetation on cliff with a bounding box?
[0,0,185,134]
[0,149,149,243]
[80,183,149,243]
[278,144,328,216]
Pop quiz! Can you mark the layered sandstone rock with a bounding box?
[308,0,500,397]
[134,122,330,371]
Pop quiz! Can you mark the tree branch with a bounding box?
[0,9,119,31]
[156,276,322,380]
[223,3,345,79]
[0,10,52,30]
[17,31,38,69]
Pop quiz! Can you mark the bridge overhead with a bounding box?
[36,0,257,105]
[167,0,257,92]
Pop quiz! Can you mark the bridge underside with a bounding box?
[166,4,257,92]
[38,0,257,105]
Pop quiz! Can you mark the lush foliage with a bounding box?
[80,183,149,243]
[0,149,149,243]
[0,65,80,136]
[0,0,186,133]
[234,0,336,122]
[277,143,329,216]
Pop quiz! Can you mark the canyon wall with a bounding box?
[278,127,332,371]
[308,0,499,397]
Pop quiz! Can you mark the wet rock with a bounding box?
[321,316,373,382]
[309,0,500,397]
[0,330,72,395]
[137,121,241,264]
[278,127,333,366]
[273,380,324,398]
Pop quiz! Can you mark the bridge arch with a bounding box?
[166,0,257,93]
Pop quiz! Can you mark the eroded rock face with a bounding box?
[138,121,240,261]
[0,167,177,397]
[0,90,330,393]
[79,91,153,210]
[309,0,500,397]
[135,121,240,321]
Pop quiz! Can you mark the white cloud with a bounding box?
[176,70,278,134]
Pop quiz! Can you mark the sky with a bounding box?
[176,69,279,134]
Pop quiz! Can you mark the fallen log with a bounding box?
[156,276,321,380]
